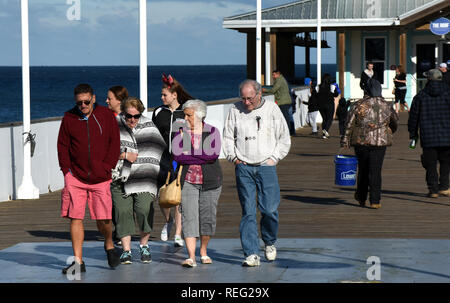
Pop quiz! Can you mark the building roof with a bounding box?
[223,0,450,31]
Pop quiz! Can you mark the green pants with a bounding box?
[111,181,155,239]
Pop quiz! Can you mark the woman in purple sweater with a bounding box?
[172,99,223,267]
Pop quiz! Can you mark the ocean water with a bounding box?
[0,64,336,124]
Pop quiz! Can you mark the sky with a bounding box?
[0,0,336,66]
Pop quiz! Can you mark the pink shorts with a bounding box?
[61,173,112,220]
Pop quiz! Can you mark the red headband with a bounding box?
[162,73,174,88]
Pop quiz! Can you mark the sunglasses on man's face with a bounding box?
[125,113,142,120]
[76,97,93,107]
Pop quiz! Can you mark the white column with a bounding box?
[17,0,39,199]
[265,27,271,86]
[139,0,148,115]
[317,0,322,84]
[256,0,262,84]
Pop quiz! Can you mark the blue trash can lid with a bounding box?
[335,154,358,163]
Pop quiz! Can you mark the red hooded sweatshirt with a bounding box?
[57,104,120,185]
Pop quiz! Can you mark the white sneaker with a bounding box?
[265,245,277,261]
[160,219,173,242]
[242,254,260,267]
[174,235,184,247]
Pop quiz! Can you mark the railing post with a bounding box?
[18,0,39,200]
[256,0,262,84]
[317,0,322,84]
[139,0,148,115]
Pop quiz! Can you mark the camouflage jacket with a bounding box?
[341,97,398,147]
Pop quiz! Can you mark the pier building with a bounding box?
[223,0,450,103]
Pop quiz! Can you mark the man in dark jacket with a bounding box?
[360,62,376,97]
[58,83,121,274]
[408,69,450,198]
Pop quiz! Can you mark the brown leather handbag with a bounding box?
[158,166,183,208]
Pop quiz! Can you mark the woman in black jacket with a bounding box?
[393,65,409,113]
[317,74,339,139]
[152,74,194,247]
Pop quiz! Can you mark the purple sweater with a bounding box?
[172,124,221,165]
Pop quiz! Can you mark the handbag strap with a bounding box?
[164,171,171,185]
[176,165,183,186]
[165,165,184,186]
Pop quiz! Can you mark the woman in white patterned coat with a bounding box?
[111,97,166,264]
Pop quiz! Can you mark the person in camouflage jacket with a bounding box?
[341,79,398,209]
[342,97,398,147]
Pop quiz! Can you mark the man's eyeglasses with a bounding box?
[125,113,142,120]
[241,95,257,102]
[76,97,92,106]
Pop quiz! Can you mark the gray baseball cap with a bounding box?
[423,69,443,81]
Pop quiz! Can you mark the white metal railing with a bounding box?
[0,99,249,202]
[2,92,322,202]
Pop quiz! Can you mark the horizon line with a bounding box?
[0,63,337,67]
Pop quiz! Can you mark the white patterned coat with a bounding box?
[113,113,166,196]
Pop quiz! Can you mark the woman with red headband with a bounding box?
[152,74,194,247]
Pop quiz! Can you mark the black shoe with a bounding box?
[105,246,120,268]
[62,261,86,275]
[354,192,366,207]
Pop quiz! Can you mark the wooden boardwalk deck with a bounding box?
[0,113,448,250]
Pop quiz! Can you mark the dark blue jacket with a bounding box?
[408,80,450,148]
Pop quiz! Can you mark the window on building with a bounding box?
[417,44,436,79]
[364,37,386,84]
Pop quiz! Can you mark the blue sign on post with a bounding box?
[430,17,450,35]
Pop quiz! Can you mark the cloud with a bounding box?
[32,0,137,30]
[27,0,254,29]
[147,1,254,25]
[147,16,246,65]
[0,0,284,32]
[0,0,334,66]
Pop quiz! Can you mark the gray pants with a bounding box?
[180,182,222,238]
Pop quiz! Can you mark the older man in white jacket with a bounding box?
[223,79,291,267]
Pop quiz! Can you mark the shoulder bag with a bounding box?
[158,165,183,208]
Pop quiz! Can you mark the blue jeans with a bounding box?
[279,104,295,136]
[235,164,280,257]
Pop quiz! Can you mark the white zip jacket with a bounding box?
[223,98,291,165]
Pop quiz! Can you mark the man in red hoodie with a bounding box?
[58,83,121,274]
